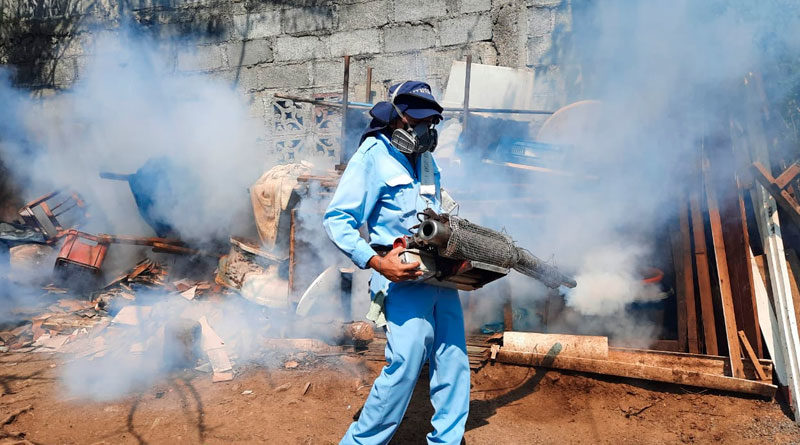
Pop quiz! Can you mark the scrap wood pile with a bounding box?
[466,74,800,423]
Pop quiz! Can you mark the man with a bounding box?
[323,81,470,445]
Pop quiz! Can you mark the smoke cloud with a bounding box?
[448,0,800,343]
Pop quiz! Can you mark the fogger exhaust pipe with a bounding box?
[415,215,577,289]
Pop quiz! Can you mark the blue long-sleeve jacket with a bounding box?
[323,133,442,292]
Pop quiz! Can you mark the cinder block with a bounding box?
[177,44,225,72]
[283,5,336,34]
[274,35,330,62]
[437,14,492,46]
[233,10,282,40]
[393,0,447,22]
[256,62,311,90]
[528,5,554,37]
[225,38,274,67]
[527,34,552,67]
[329,29,381,57]
[308,59,347,87]
[367,52,427,82]
[527,0,562,6]
[383,25,435,53]
[459,0,491,13]
[339,0,389,29]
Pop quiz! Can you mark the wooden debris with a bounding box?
[494,348,775,397]
[689,191,719,355]
[111,306,152,326]
[703,155,745,378]
[199,316,233,379]
[739,331,768,381]
[302,382,311,395]
[180,286,197,301]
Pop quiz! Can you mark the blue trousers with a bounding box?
[341,283,470,445]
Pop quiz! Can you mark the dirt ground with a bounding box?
[0,351,798,445]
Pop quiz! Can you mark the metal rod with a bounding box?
[272,94,555,115]
[274,93,552,114]
[340,55,350,165]
[463,55,472,137]
[365,67,373,104]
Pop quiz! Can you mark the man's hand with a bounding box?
[368,246,423,282]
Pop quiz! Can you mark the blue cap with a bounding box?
[360,81,443,143]
[389,81,443,120]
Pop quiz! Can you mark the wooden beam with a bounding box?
[751,161,800,228]
[689,190,719,355]
[670,227,689,352]
[494,349,776,397]
[608,346,771,381]
[679,199,700,353]
[703,155,746,378]
[739,330,768,380]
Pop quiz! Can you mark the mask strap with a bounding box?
[390,81,410,126]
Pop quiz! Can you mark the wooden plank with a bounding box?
[670,227,689,352]
[494,349,775,397]
[678,199,700,353]
[703,155,746,378]
[752,162,800,228]
[609,347,771,382]
[739,330,768,380]
[775,162,800,189]
[707,134,761,357]
[689,190,719,355]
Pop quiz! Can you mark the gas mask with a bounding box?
[389,81,439,154]
[391,121,438,154]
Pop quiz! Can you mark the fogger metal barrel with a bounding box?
[416,215,577,289]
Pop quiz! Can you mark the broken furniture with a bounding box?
[54,229,202,289]
[18,190,87,240]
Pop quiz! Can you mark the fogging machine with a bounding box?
[393,209,577,291]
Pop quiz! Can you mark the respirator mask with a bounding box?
[389,82,439,154]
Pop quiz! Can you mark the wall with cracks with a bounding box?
[0,0,576,165]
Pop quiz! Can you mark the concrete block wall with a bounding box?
[1,0,574,162]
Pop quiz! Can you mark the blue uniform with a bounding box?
[323,133,470,445]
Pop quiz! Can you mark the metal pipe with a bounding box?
[463,55,472,137]
[340,55,350,165]
[365,67,372,103]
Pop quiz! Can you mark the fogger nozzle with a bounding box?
[413,211,577,289]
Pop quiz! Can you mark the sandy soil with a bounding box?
[0,351,798,445]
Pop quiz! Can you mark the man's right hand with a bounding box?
[368,246,424,282]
